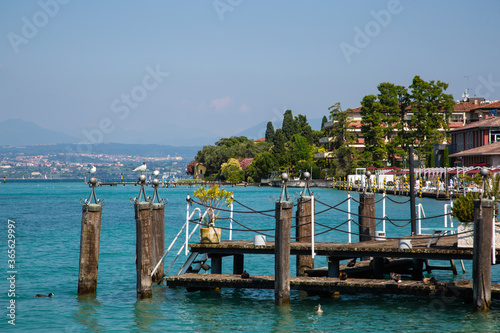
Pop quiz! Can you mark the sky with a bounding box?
[1,0,499,146]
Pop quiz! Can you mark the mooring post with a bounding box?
[150,179,166,283]
[134,175,153,299]
[358,193,375,242]
[151,202,165,283]
[296,196,313,276]
[78,177,104,295]
[473,198,493,311]
[275,173,293,305]
[409,146,417,235]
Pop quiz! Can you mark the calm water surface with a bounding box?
[1,181,499,332]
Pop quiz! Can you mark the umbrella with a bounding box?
[383,166,398,169]
[366,166,378,169]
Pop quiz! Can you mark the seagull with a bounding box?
[340,272,348,280]
[241,271,250,279]
[186,195,194,204]
[347,258,356,267]
[89,165,96,174]
[36,293,54,297]
[390,272,402,283]
[153,169,160,177]
[316,304,323,313]
[132,162,147,174]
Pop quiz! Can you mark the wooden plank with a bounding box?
[165,273,500,300]
[189,236,498,261]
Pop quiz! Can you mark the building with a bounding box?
[193,163,206,179]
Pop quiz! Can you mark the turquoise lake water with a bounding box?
[1,181,500,332]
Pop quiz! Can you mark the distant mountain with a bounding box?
[0,119,78,146]
[235,118,323,140]
[0,142,200,160]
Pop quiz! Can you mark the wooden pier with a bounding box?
[165,235,500,302]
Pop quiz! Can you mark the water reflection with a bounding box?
[74,295,105,331]
[131,296,163,331]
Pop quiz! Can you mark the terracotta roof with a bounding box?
[450,141,500,157]
[453,102,476,111]
[448,116,500,132]
[254,137,266,142]
[472,100,500,110]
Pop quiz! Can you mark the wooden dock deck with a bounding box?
[164,234,500,301]
[166,273,500,300]
[188,235,498,261]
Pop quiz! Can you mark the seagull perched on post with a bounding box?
[89,165,97,175]
[132,162,147,174]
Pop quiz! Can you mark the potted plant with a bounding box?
[192,184,233,244]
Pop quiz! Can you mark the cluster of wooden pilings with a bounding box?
[77,173,495,311]
[77,176,166,300]
[273,173,494,311]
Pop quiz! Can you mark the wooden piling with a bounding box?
[296,196,314,276]
[473,199,493,311]
[135,202,153,299]
[358,193,375,242]
[151,203,165,283]
[275,200,293,305]
[78,203,103,295]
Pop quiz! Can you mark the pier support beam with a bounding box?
[233,254,244,275]
[78,203,103,295]
[296,196,314,276]
[135,202,153,300]
[151,203,165,283]
[473,199,493,311]
[328,257,340,278]
[275,200,293,306]
[358,193,375,242]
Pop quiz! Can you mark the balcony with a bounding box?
[314,152,334,159]
[323,121,334,129]
[319,137,333,144]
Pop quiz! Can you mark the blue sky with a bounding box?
[1,0,499,146]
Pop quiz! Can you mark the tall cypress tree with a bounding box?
[265,121,275,143]
[282,110,298,142]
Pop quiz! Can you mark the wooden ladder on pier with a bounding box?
[178,252,209,275]
[424,230,465,275]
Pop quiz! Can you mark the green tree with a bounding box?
[327,103,358,176]
[407,75,455,161]
[360,95,386,167]
[291,134,313,167]
[377,82,408,165]
[282,110,298,142]
[247,152,278,182]
[265,122,275,143]
[443,147,449,167]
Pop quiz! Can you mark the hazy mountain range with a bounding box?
[0,118,323,148]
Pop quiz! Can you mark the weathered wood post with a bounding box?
[151,179,166,283]
[78,177,104,295]
[296,196,313,276]
[358,191,375,242]
[150,179,166,283]
[275,173,293,305]
[473,198,494,311]
[151,202,165,283]
[134,175,153,299]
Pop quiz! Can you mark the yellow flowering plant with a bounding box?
[192,184,234,226]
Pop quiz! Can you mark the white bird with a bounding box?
[89,165,97,174]
[153,169,160,177]
[132,162,147,174]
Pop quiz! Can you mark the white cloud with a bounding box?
[239,104,251,113]
[210,96,232,111]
